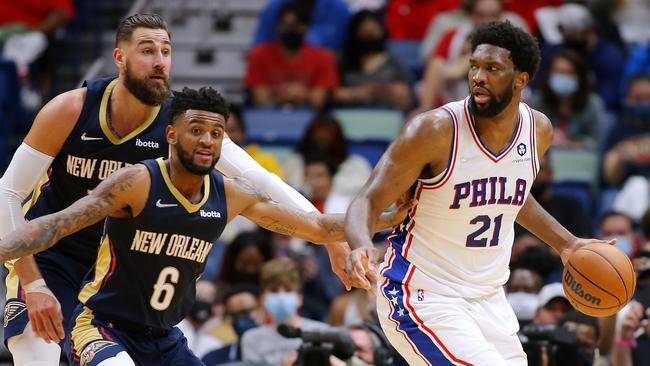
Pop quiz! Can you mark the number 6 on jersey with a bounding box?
[150,266,179,311]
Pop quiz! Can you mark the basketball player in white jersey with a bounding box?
[344,21,613,365]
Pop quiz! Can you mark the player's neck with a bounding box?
[472,97,521,149]
[165,158,206,203]
[109,81,159,132]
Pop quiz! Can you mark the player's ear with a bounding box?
[113,48,125,67]
[515,71,529,90]
[166,125,177,144]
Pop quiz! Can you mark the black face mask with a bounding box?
[232,315,258,337]
[233,271,260,285]
[280,30,304,51]
[189,301,213,323]
[565,39,588,54]
[358,37,385,54]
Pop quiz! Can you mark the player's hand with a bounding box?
[345,246,381,293]
[325,242,352,291]
[26,291,64,343]
[559,237,616,265]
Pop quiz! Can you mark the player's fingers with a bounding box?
[29,313,50,343]
[49,307,65,340]
[42,311,61,342]
[606,238,617,245]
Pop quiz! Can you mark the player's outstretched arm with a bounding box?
[0,88,85,342]
[225,176,412,244]
[516,111,614,263]
[0,165,145,262]
[344,111,451,289]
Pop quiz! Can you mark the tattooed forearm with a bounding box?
[0,166,141,261]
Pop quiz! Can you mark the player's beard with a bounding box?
[471,81,514,118]
[175,141,219,176]
[124,60,170,106]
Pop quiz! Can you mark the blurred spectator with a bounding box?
[532,283,572,326]
[603,73,650,186]
[285,114,372,205]
[241,259,328,365]
[505,268,542,325]
[217,231,275,288]
[226,105,285,178]
[559,311,602,366]
[202,285,262,365]
[527,153,593,237]
[419,0,528,64]
[417,0,527,111]
[253,0,351,51]
[334,10,412,111]
[176,280,224,359]
[598,211,638,258]
[245,3,339,109]
[529,48,608,148]
[611,301,650,366]
[501,0,562,37]
[385,0,459,40]
[344,0,385,12]
[641,208,650,251]
[511,243,563,284]
[614,0,650,46]
[538,3,626,111]
[330,289,377,327]
[0,0,74,105]
[622,41,650,97]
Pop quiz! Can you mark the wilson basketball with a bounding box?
[562,243,636,317]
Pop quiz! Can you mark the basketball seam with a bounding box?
[567,262,622,306]
[581,248,630,302]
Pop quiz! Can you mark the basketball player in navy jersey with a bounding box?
[0,13,351,365]
[0,87,408,366]
[344,21,613,365]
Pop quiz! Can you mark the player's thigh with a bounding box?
[70,306,124,366]
[377,279,511,366]
[165,328,205,366]
[7,322,61,365]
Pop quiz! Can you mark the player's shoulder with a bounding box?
[403,107,454,143]
[36,87,87,126]
[529,107,553,139]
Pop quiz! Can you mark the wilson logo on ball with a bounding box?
[564,271,601,306]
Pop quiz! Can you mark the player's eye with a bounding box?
[191,128,201,134]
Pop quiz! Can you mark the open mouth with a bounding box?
[473,87,491,104]
[149,74,166,83]
[195,151,213,161]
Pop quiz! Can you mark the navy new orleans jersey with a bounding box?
[3,77,171,344]
[75,158,227,330]
[24,77,171,265]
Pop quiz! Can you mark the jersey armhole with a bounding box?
[418,106,458,189]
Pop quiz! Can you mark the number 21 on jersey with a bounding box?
[466,214,503,247]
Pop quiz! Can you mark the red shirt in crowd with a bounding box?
[0,0,74,28]
[386,0,460,40]
[502,0,563,36]
[245,42,339,91]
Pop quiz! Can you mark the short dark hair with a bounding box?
[278,3,310,26]
[169,87,230,124]
[220,284,261,305]
[470,20,540,79]
[115,13,170,47]
[560,310,600,339]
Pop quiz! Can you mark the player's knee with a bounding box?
[7,326,61,365]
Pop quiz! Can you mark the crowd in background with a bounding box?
[2,0,650,365]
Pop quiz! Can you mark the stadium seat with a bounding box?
[388,40,425,81]
[243,108,315,144]
[332,108,403,143]
[549,149,599,189]
[348,140,389,167]
[552,180,593,215]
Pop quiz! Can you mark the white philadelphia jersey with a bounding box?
[381,97,539,298]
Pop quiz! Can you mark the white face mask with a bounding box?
[506,292,539,321]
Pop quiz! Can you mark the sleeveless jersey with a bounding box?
[24,77,171,264]
[382,97,539,298]
[78,158,227,329]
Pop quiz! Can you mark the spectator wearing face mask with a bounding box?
[176,280,224,359]
[245,3,339,109]
[604,73,650,187]
[334,10,413,111]
[202,285,262,365]
[240,258,329,365]
[598,211,638,259]
[505,267,544,326]
[529,48,608,149]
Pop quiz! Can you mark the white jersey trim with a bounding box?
[418,106,460,189]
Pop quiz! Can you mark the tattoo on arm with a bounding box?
[0,168,139,260]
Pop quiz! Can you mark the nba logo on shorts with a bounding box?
[417,289,424,301]
[517,143,526,156]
